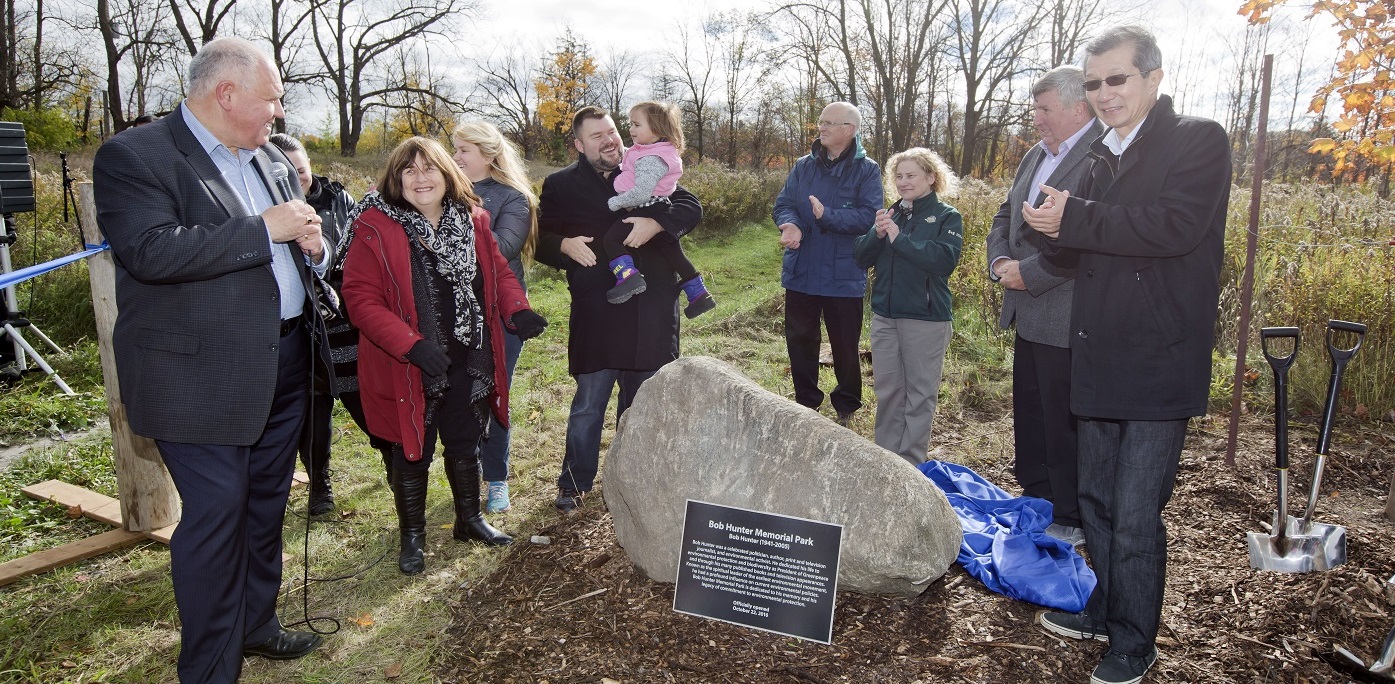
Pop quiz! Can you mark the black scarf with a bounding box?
[356,192,484,348]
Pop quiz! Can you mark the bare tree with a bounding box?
[167,0,237,55]
[666,20,718,160]
[380,44,458,138]
[709,10,774,167]
[858,0,951,159]
[948,0,1040,176]
[596,46,641,120]
[772,0,863,104]
[252,0,317,130]
[470,43,541,158]
[0,0,16,109]
[309,0,464,156]
[0,0,85,111]
[97,0,179,131]
[1225,22,1271,178]
[1042,0,1108,67]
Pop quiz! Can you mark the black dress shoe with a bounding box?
[243,629,323,660]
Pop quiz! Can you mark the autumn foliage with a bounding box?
[1241,0,1395,180]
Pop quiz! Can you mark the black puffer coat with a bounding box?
[305,174,359,395]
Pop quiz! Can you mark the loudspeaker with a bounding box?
[0,122,34,214]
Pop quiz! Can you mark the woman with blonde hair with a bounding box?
[451,121,538,514]
[852,147,963,464]
[343,136,548,574]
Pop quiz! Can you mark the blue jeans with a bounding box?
[1078,417,1187,657]
[556,368,656,493]
[479,329,523,482]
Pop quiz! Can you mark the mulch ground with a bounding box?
[441,411,1395,683]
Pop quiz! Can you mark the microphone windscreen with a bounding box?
[268,161,294,203]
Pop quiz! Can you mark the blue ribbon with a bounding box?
[0,243,110,291]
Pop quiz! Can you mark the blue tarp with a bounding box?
[919,460,1096,612]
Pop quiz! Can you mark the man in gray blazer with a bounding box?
[987,66,1100,546]
[94,37,330,683]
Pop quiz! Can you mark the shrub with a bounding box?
[681,164,785,235]
[0,107,79,151]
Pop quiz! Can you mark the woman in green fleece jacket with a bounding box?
[853,148,963,464]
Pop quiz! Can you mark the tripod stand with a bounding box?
[1,212,74,394]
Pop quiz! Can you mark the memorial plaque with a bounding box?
[672,500,843,643]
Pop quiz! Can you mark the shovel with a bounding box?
[1247,326,1301,570]
[1249,320,1365,572]
[1330,623,1395,682]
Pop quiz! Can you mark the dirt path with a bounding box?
[0,424,108,472]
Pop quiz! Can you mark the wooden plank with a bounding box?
[22,480,124,527]
[145,524,176,545]
[0,529,145,587]
[22,480,179,545]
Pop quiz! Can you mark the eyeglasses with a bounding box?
[1083,72,1150,91]
[818,120,854,128]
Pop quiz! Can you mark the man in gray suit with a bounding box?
[987,66,1100,546]
[94,37,330,683]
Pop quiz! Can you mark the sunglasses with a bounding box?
[1083,71,1151,91]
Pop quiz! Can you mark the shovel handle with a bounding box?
[1261,327,1301,370]
[1318,319,1367,455]
[1260,327,1299,469]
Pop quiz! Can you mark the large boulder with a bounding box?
[603,356,962,597]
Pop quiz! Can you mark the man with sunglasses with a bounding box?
[1021,25,1231,684]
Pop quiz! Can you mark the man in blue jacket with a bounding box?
[773,102,883,425]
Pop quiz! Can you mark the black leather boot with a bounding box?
[443,451,512,547]
[306,463,334,516]
[301,392,336,516]
[389,463,429,574]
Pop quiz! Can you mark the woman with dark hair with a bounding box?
[342,136,547,575]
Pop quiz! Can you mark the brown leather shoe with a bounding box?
[242,629,323,660]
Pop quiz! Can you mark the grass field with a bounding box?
[3,152,1395,681]
[4,220,992,684]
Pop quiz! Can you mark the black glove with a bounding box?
[508,309,548,341]
[404,340,450,376]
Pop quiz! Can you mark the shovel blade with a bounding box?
[1248,519,1347,572]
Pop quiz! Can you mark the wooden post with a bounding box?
[1226,55,1273,466]
[78,183,180,532]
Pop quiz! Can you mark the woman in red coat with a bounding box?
[342,137,547,574]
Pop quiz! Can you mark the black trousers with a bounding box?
[1011,334,1080,527]
[602,203,698,283]
[784,289,864,415]
[391,359,487,473]
[299,387,392,475]
[156,324,308,684]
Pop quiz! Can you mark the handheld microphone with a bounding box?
[269,162,294,204]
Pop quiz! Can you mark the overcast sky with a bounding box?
[285,0,1338,136]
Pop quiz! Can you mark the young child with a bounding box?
[604,101,716,318]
